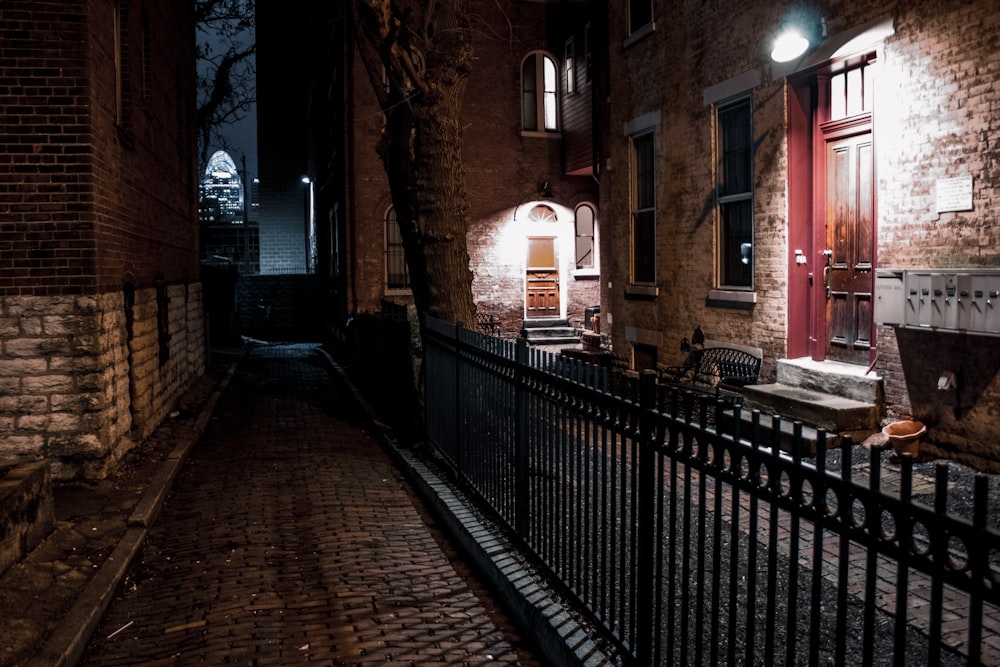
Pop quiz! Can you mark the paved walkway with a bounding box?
[78,344,542,666]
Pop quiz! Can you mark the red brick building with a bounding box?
[602,0,1000,469]
[309,2,603,338]
[0,1,205,479]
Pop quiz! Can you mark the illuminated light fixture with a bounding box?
[771,25,810,62]
[301,176,311,184]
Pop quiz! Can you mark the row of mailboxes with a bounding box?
[875,269,1000,334]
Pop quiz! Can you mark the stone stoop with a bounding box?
[738,357,884,456]
[520,318,580,346]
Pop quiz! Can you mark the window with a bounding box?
[716,98,753,288]
[564,38,576,95]
[528,204,557,223]
[141,7,152,107]
[632,342,657,371]
[385,207,410,290]
[630,132,656,285]
[114,0,130,128]
[575,203,596,270]
[830,63,873,121]
[522,52,558,133]
[628,0,653,35]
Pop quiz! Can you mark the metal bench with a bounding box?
[659,345,761,403]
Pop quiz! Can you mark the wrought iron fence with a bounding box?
[422,316,1000,666]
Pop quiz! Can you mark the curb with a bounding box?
[28,361,240,667]
[316,348,621,667]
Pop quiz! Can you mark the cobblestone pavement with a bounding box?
[79,344,542,666]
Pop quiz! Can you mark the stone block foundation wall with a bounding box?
[0,284,205,480]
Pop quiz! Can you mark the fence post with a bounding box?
[636,369,657,665]
[515,337,530,540]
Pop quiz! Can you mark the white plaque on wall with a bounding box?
[936,176,973,213]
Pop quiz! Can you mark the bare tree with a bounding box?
[196,0,256,170]
[352,0,477,327]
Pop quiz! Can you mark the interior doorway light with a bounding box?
[771,26,810,62]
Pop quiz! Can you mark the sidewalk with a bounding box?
[0,344,602,666]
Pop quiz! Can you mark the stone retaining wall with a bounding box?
[0,461,53,577]
[0,285,205,480]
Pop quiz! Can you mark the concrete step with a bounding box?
[522,318,569,329]
[777,357,883,404]
[525,335,580,346]
[521,319,578,345]
[719,410,839,457]
[742,382,880,436]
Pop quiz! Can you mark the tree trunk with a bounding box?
[353,0,477,329]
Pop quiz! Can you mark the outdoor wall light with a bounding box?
[771,25,810,62]
[301,176,311,184]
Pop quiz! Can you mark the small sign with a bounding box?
[936,176,973,213]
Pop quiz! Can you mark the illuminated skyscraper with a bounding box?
[200,150,244,222]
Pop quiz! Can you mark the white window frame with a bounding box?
[573,203,598,276]
[629,131,656,289]
[521,51,560,136]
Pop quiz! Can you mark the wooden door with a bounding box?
[526,237,559,318]
[824,131,874,364]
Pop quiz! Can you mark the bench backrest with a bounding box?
[697,347,761,386]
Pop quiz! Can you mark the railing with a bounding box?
[421,316,1000,666]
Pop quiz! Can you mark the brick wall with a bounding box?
[601,0,1000,465]
[0,1,206,479]
[0,3,96,295]
[872,1,1000,469]
[258,182,309,275]
[343,0,600,332]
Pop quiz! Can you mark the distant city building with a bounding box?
[200,150,245,222]
[200,150,260,274]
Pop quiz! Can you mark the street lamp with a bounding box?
[302,176,316,274]
[771,24,810,62]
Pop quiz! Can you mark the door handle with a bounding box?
[822,249,833,299]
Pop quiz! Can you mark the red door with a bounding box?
[823,130,874,364]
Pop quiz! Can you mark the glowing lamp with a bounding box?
[771,26,810,62]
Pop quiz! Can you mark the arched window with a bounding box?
[574,203,597,270]
[522,52,558,133]
[385,207,410,290]
[527,204,557,223]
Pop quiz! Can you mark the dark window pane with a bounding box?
[719,100,751,196]
[632,210,655,283]
[721,200,752,287]
[634,134,654,207]
[522,56,537,130]
[718,99,752,288]
[385,208,410,289]
[629,0,652,34]
[632,133,655,284]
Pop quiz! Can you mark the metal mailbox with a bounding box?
[874,270,904,325]
[888,269,1000,336]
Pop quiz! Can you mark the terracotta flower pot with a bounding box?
[883,420,926,458]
